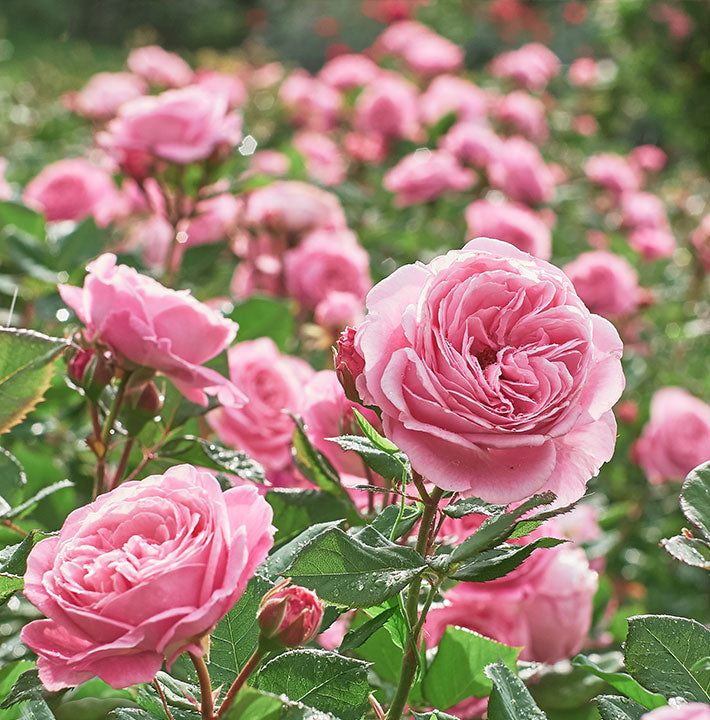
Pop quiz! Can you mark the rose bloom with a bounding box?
[21,464,274,690]
[487,137,556,205]
[439,122,503,167]
[631,144,667,172]
[344,132,388,165]
[102,86,242,165]
[488,42,561,91]
[279,70,341,131]
[568,57,599,87]
[419,75,489,127]
[245,181,346,234]
[585,153,642,197]
[628,226,676,261]
[120,214,175,270]
[23,158,125,226]
[634,388,710,485]
[293,131,348,186]
[127,45,193,88]
[465,199,551,259]
[642,704,710,720]
[318,53,380,90]
[691,213,710,272]
[621,191,669,230]
[249,150,291,177]
[314,291,365,331]
[59,253,241,406]
[353,237,624,503]
[208,338,315,470]
[179,193,243,247]
[63,72,147,119]
[192,69,247,109]
[495,90,548,143]
[563,250,640,317]
[284,229,371,310]
[354,73,422,142]
[384,150,476,207]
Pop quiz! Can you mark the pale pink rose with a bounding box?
[354,73,422,142]
[0,158,11,200]
[585,153,642,196]
[634,388,710,485]
[631,144,667,172]
[245,181,346,233]
[293,131,348,186]
[384,150,476,207]
[121,214,175,269]
[192,70,247,108]
[465,199,551,259]
[419,75,489,126]
[691,214,710,272]
[230,237,284,300]
[279,70,341,131]
[489,42,561,91]
[249,150,291,176]
[180,193,242,246]
[63,72,147,119]
[249,62,284,89]
[628,226,676,260]
[568,57,599,87]
[318,612,353,651]
[314,291,365,331]
[563,250,640,317]
[208,339,314,470]
[127,45,193,88]
[21,464,274,690]
[284,230,371,310]
[354,237,624,503]
[495,90,548,142]
[374,20,428,55]
[439,122,503,167]
[102,86,242,165]
[59,253,241,406]
[318,53,380,90]
[621,191,669,230]
[642,704,710,720]
[487,137,556,205]
[23,158,124,226]
[343,132,388,164]
[555,504,602,545]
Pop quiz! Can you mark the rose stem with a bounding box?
[108,437,136,491]
[189,652,215,720]
[2,519,28,537]
[214,648,263,719]
[153,678,176,720]
[385,485,444,720]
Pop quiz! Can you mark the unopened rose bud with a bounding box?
[334,326,365,404]
[616,400,639,424]
[68,348,113,388]
[257,580,323,648]
[137,381,163,414]
[68,347,95,384]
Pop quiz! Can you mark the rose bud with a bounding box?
[257,580,324,648]
[137,381,163,414]
[334,326,365,404]
[67,348,114,389]
[67,347,95,384]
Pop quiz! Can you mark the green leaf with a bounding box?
[423,626,520,709]
[264,521,342,579]
[328,435,408,481]
[108,710,162,720]
[0,448,26,516]
[339,607,398,652]
[0,201,45,240]
[285,526,426,607]
[135,672,200,720]
[53,218,103,270]
[680,462,710,540]
[625,614,710,703]
[291,416,344,497]
[443,497,508,519]
[209,574,273,687]
[367,503,422,541]
[220,684,343,720]
[485,660,547,720]
[0,661,34,706]
[0,328,69,434]
[571,654,665,710]
[412,712,461,720]
[255,649,370,720]
[230,297,294,351]
[351,409,399,453]
[1,480,74,520]
[594,695,647,720]
[661,534,710,568]
[0,530,46,575]
[0,669,44,709]
[0,574,23,606]
[20,696,56,720]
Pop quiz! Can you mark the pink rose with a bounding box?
[631,144,667,172]
[127,45,193,88]
[344,133,388,164]
[628,226,676,261]
[334,326,366,403]
[495,90,548,143]
[21,464,274,690]
[354,73,422,142]
[180,193,243,247]
[63,72,147,119]
[419,75,489,126]
[314,291,365,331]
[249,150,291,177]
[384,150,476,207]
[439,122,503,167]
[621,191,669,230]
[121,214,175,269]
[585,153,642,197]
[293,131,348,186]
[103,86,242,165]
[284,229,371,310]
[192,69,247,108]
[318,53,381,90]
[487,137,556,205]
[489,42,560,91]
[573,114,599,136]
[563,250,640,317]
[354,237,624,504]
[279,70,341,131]
[207,339,314,470]
[257,581,324,647]
[634,388,710,485]
[568,57,599,87]
[59,253,241,406]
[23,158,124,226]
[642,705,710,720]
[652,2,694,40]
[465,199,552,259]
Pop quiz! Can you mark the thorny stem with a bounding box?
[153,677,176,720]
[190,653,215,720]
[214,647,263,718]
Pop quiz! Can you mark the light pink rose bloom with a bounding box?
[563,250,640,317]
[0,158,11,200]
[568,57,599,87]
[23,158,124,226]
[249,150,291,176]
[419,75,489,126]
[495,90,548,142]
[354,73,422,142]
[585,153,642,196]
[344,132,389,164]
[284,229,371,310]
[63,72,147,119]
[180,193,242,247]
[631,144,667,172]
[59,253,241,406]
[318,53,380,90]
[465,199,551,259]
[642,704,710,720]
[314,291,365,331]
[207,339,314,470]
[439,122,503,167]
[127,45,193,88]
[245,181,346,234]
[279,70,341,131]
[103,86,242,165]
[374,20,428,55]
[354,237,624,503]
[293,131,348,186]
[628,226,676,261]
[621,191,669,230]
[634,388,710,485]
[121,214,175,269]
[192,69,247,108]
[489,42,561,91]
[21,464,274,690]
[487,137,556,205]
[691,213,710,272]
[384,150,476,207]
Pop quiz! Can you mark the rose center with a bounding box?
[476,347,498,369]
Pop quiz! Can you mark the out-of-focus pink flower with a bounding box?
[344,133,388,164]
[354,73,422,142]
[318,53,380,90]
[621,191,669,230]
[691,214,710,272]
[193,70,247,108]
[0,158,12,200]
[465,199,551,259]
[587,230,608,249]
[384,150,476,207]
[249,150,291,176]
[180,194,242,247]
[568,57,599,87]
[419,75,489,127]
[489,42,560,91]
[495,90,548,142]
[362,0,430,23]
[628,226,676,261]
[121,214,175,269]
[315,291,365,331]
[293,131,347,186]
[257,581,323,648]
[63,72,147,119]
[652,3,694,40]
[631,145,667,173]
[249,62,285,89]
[127,46,193,88]
[585,153,642,197]
[634,388,710,485]
[487,137,556,205]
[563,250,640,317]
[616,400,639,424]
[279,70,341,131]
[573,114,599,136]
[439,122,503,167]
[317,612,353,651]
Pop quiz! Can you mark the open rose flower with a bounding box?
[21,464,274,690]
[354,237,624,504]
[59,253,241,406]
[63,72,147,119]
[642,706,710,720]
[126,45,193,88]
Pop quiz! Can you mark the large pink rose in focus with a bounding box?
[59,253,241,406]
[21,464,274,690]
[642,705,710,720]
[354,238,624,504]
